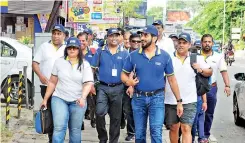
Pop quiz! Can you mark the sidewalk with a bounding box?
[1,105,217,143]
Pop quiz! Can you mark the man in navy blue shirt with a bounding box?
[121,25,183,143]
[91,28,129,143]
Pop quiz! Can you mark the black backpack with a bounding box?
[190,53,211,96]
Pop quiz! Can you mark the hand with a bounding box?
[40,99,47,108]
[127,77,139,87]
[202,102,207,112]
[77,97,86,107]
[90,86,96,95]
[192,63,200,70]
[224,86,231,97]
[126,86,134,98]
[39,75,49,85]
[177,103,183,117]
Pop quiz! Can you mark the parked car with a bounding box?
[233,72,245,126]
[0,37,32,103]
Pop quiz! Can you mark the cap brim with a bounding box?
[170,36,178,39]
[179,37,190,42]
[108,32,120,35]
[52,29,64,33]
[66,44,80,48]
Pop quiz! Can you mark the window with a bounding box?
[0,41,17,57]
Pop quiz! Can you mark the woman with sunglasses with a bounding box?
[41,37,94,142]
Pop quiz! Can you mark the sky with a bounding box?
[147,0,167,11]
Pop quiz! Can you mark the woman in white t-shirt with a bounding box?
[41,37,94,142]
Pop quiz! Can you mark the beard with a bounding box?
[202,46,212,52]
[142,39,152,49]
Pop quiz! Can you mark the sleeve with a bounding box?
[82,61,94,83]
[165,55,174,76]
[90,48,100,68]
[51,59,59,76]
[122,55,133,74]
[123,51,130,66]
[198,56,211,69]
[218,55,227,72]
[33,44,44,63]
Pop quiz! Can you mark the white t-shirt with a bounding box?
[156,35,175,56]
[165,54,211,105]
[33,41,66,86]
[203,51,227,84]
[52,58,94,102]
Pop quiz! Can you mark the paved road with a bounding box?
[211,57,245,143]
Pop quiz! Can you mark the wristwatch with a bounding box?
[177,99,182,103]
[225,85,230,88]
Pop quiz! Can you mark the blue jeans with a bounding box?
[131,92,164,143]
[51,96,87,143]
[192,96,205,142]
[204,86,218,138]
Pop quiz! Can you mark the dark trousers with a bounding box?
[204,86,218,138]
[40,85,53,143]
[96,84,124,143]
[123,93,135,136]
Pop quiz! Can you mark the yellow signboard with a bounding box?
[68,1,90,23]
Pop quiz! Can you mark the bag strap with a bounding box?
[96,45,104,70]
[190,53,197,74]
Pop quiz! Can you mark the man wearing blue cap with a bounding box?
[91,28,129,143]
[84,28,99,50]
[153,20,175,56]
[169,34,179,50]
[164,33,212,143]
[33,24,66,143]
[121,25,183,143]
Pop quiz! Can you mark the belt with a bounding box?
[99,81,122,87]
[212,82,217,87]
[135,88,164,96]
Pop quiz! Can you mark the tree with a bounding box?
[186,0,245,42]
[147,7,163,21]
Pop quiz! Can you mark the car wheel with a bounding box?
[233,95,243,126]
[3,76,33,104]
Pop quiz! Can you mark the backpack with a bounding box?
[190,53,211,96]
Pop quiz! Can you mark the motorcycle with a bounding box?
[225,50,235,66]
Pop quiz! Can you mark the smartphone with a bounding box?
[133,64,137,79]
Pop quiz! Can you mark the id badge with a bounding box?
[112,69,117,77]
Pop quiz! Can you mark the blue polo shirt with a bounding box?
[84,47,94,64]
[91,45,129,84]
[123,47,174,92]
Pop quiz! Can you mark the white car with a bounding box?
[0,37,32,103]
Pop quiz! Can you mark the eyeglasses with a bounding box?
[131,40,141,43]
[67,47,79,50]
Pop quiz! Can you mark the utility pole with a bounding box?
[222,0,226,46]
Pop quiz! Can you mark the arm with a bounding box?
[197,68,213,77]
[221,71,231,96]
[201,94,207,112]
[43,75,58,102]
[82,82,94,99]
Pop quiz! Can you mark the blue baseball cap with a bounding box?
[194,40,201,47]
[179,33,191,43]
[52,24,65,33]
[169,34,178,39]
[152,20,163,26]
[137,25,158,37]
[66,37,81,48]
[83,28,93,35]
[107,28,120,36]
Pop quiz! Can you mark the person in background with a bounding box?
[32,24,66,143]
[152,20,175,55]
[84,28,99,50]
[117,28,125,47]
[169,34,179,50]
[65,30,70,42]
[123,31,132,51]
[40,37,94,142]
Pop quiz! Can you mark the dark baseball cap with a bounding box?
[137,25,158,37]
[66,37,81,48]
[107,28,120,36]
[179,33,191,43]
[152,20,163,26]
[83,28,93,35]
[194,40,201,47]
[52,24,65,33]
[169,34,178,39]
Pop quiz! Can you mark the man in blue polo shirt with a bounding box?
[121,25,183,143]
[91,28,129,143]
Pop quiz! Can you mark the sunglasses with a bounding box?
[67,47,79,50]
[131,40,141,43]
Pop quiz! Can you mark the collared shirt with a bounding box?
[52,58,94,102]
[91,45,129,84]
[201,50,227,84]
[123,46,174,92]
[33,41,66,86]
[156,34,175,56]
[164,52,211,105]
[84,47,94,64]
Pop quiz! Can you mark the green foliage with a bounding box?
[18,36,31,45]
[187,0,245,42]
[147,7,163,20]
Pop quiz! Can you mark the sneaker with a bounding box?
[199,138,209,143]
[125,135,135,141]
[121,119,126,129]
